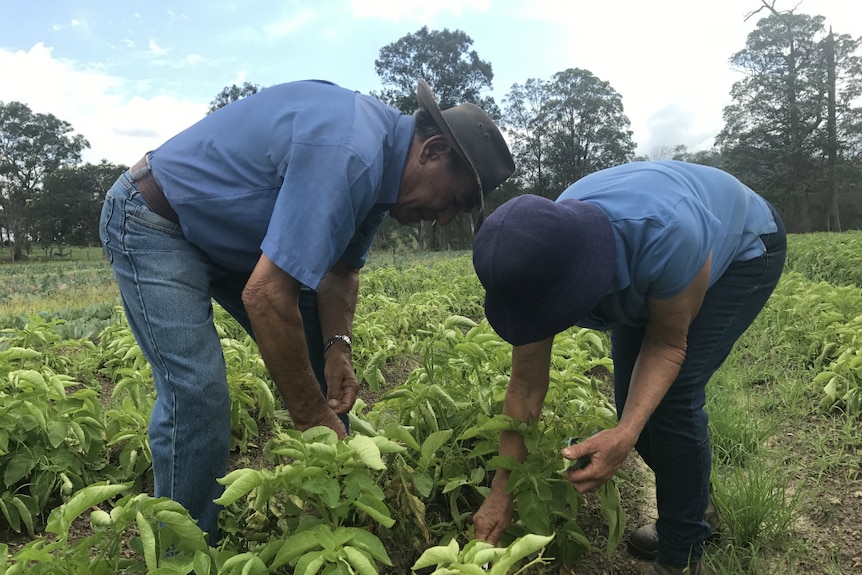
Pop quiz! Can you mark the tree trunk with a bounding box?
[825,29,841,232]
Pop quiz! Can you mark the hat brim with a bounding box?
[416,79,482,191]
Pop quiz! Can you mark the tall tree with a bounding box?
[543,68,635,193]
[717,2,862,232]
[31,161,124,252]
[0,101,89,260]
[503,78,553,197]
[373,26,498,117]
[207,82,262,115]
[373,26,499,250]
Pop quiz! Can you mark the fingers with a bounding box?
[473,518,502,544]
[335,379,358,414]
[323,356,359,414]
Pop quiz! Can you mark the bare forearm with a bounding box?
[242,256,334,429]
[617,333,686,441]
[492,339,552,487]
[246,289,330,425]
[317,261,360,344]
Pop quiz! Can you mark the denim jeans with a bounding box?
[610,207,786,567]
[100,171,344,544]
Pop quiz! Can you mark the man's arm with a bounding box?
[563,256,712,492]
[473,337,553,543]
[242,254,346,437]
[316,260,361,415]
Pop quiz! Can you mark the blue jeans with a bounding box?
[100,171,343,544]
[611,207,786,567]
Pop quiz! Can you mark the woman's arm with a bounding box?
[564,256,712,492]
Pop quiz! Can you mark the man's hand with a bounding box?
[473,487,514,544]
[299,406,348,439]
[562,428,636,493]
[324,347,359,415]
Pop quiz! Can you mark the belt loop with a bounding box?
[130,151,153,181]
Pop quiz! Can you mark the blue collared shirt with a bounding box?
[559,161,778,329]
[149,80,413,289]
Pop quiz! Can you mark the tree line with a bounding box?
[1,1,860,261]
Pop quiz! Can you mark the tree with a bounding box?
[373,26,498,117]
[0,101,89,260]
[503,78,554,197]
[373,26,499,250]
[716,2,862,232]
[30,161,125,253]
[207,82,262,115]
[507,69,634,196]
[641,144,724,168]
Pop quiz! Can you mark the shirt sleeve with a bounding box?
[645,196,720,299]
[260,142,376,289]
[341,208,389,269]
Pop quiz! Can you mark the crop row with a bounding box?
[0,257,620,574]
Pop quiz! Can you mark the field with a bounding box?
[0,233,860,574]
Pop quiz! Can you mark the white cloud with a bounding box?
[148,38,169,56]
[350,0,491,22]
[0,43,206,165]
[51,19,82,31]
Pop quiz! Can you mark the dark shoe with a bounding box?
[628,498,720,560]
[646,560,711,575]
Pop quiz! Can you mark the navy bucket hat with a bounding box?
[472,194,616,346]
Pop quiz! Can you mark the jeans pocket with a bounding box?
[127,200,182,235]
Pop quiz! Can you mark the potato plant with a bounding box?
[9,248,859,573]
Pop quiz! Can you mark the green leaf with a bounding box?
[413,472,434,498]
[383,424,420,450]
[46,482,132,536]
[193,550,213,575]
[340,528,392,566]
[271,526,327,569]
[419,430,453,469]
[4,452,36,488]
[136,511,158,571]
[353,493,395,528]
[293,551,325,575]
[221,552,268,574]
[348,413,378,437]
[349,435,386,470]
[155,509,208,549]
[10,496,34,536]
[369,436,407,454]
[489,534,554,575]
[46,420,68,449]
[411,538,460,570]
[214,468,262,506]
[342,546,377,575]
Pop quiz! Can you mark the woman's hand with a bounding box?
[561,427,637,493]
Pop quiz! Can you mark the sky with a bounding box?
[2,0,861,165]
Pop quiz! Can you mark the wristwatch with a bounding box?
[323,334,352,354]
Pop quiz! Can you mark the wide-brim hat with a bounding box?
[472,194,616,346]
[416,79,515,199]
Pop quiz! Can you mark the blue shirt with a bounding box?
[558,161,778,329]
[148,80,414,289]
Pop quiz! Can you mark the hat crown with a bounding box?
[416,80,514,194]
[476,199,569,298]
[473,194,616,346]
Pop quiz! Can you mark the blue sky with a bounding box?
[2,0,860,165]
